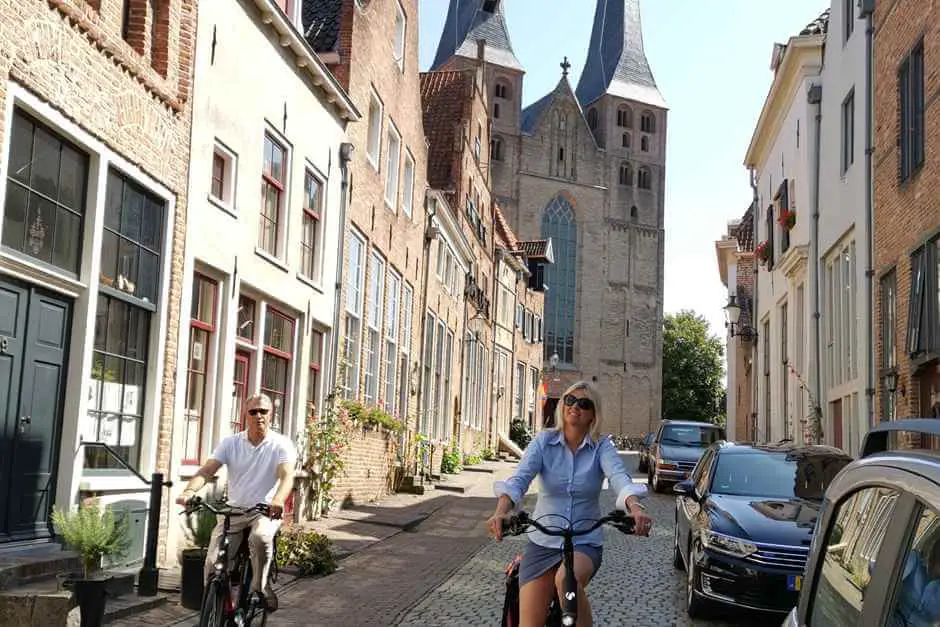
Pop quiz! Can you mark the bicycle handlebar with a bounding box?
[501,509,635,538]
[181,495,271,518]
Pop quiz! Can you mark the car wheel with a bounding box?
[651,471,662,493]
[672,517,684,571]
[637,457,647,474]
[686,543,707,619]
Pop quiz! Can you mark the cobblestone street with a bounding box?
[114,455,783,626]
[397,455,772,626]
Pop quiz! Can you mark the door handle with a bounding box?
[18,415,30,434]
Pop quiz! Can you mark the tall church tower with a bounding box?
[431,0,524,218]
[431,0,668,437]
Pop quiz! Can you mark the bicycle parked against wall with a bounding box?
[183,496,272,627]
[500,509,636,627]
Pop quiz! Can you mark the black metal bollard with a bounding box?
[137,472,166,596]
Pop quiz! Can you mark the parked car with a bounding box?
[673,441,852,617]
[784,419,940,627]
[637,432,654,473]
[647,420,725,492]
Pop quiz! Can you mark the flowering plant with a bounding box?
[777,208,796,231]
[302,390,355,519]
[755,240,772,265]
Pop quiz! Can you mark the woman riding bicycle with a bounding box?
[487,381,652,627]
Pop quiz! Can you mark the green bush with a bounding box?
[440,442,463,474]
[340,400,403,433]
[183,505,217,549]
[51,499,130,577]
[510,419,533,450]
[464,452,483,465]
[275,525,338,577]
[480,448,497,461]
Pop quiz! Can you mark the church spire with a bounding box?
[575,0,666,109]
[430,0,523,72]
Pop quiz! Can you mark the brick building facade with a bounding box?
[0,0,194,560]
[431,0,666,437]
[306,0,428,500]
[873,0,940,437]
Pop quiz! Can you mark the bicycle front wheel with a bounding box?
[198,578,226,627]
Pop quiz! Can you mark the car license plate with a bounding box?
[787,575,802,591]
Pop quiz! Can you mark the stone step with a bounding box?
[103,591,168,624]
[461,464,495,474]
[0,543,82,591]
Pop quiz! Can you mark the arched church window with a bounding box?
[617,106,633,128]
[619,162,633,186]
[541,196,577,364]
[637,167,652,190]
[491,136,504,161]
[640,111,656,133]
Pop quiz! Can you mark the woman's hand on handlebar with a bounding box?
[626,498,653,537]
[487,512,513,541]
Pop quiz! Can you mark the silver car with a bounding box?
[783,418,940,626]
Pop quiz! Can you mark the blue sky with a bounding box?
[417,0,829,347]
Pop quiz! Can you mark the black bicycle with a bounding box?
[183,496,273,627]
[500,509,636,627]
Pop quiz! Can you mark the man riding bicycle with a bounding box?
[176,393,296,612]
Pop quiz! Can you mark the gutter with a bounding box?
[416,193,436,442]
[749,170,760,442]
[328,143,354,391]
[862,6,877,424]
[808,83,824,444]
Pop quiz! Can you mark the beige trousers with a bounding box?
[203,512,281,594]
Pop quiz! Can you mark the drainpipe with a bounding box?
[328,142,354,392]
[749,170,759,442]
[861,4,877,425]
[416,193,436,445]
[808,83,824,444]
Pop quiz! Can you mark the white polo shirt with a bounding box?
[209,430,297,507]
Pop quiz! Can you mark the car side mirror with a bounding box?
[673,479,695,497]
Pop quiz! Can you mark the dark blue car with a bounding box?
[672,441,852,617]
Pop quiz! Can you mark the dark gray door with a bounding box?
[0,277,71,543]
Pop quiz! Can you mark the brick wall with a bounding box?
[327,0,428,502]
[0,0,194,562]
[873,0,940,421]
[331,426,400,506]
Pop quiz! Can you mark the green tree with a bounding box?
[662,310,725,424]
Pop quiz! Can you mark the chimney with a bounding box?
[476,39,486,91]
[477,38,486,64]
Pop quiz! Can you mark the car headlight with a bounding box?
[701,530,758,558]
[656,458,677,469]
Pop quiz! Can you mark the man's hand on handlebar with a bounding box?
[175,490,196,508]
[487,512,514,540]
[268,498,285,520]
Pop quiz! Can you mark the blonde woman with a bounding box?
[487,381,651,626]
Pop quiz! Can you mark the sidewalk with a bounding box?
[109,460,515,627]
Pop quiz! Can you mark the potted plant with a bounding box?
[777,208,796,231]
[51,499,129,627]
[755,240,772,266]
[179,504,217,610]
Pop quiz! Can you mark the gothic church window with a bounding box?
[640,111,656,133]
[491,136,504,162]
[541,196,577,364]
[494,81,511,119]
[619,162,633,186]
[622,132,631,148]
[637,167,652,190]
[587,108,598,130]
[617,106,633,128]
[641,136,649,152]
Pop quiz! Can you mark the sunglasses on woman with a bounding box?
[563,394,595,411]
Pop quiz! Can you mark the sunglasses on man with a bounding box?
[248,408,269,416]
[563,394,595,411]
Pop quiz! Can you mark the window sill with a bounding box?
[0,249,85,296]
[367,155,380,172]
[296,272,324,294]
[254,248,290,273]
[207,194,237,219]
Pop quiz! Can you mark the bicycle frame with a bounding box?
[502,510,635,627]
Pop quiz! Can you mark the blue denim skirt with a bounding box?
[518,540,603,587]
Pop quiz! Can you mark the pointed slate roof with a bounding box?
[431,0,523,71]
[576,0,666,109]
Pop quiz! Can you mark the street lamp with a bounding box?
[883,370,899,396]
[549,352,559,382]
[723,294,757,342]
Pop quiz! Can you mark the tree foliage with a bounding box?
[661,310,725,425]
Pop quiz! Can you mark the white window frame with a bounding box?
[366,90,383,171]
[257,125,291,265]
[384,269,401,415]
[342,230,366,399]
[402,150,415,217]
[385,122,402,211]
[209,139,237,214]
[393,1,406,71]
[364,250,385,405]
[298,163,326,284]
